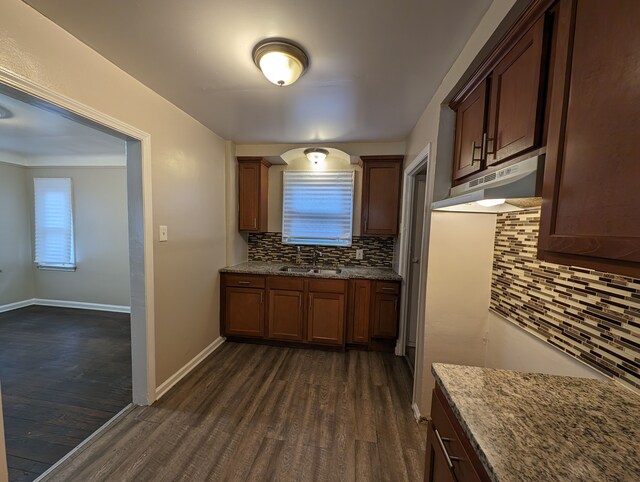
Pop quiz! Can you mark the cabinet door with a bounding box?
[424,425,457,482]
[487,16,546,165]
[361,157,403,236]
[238,162,260,231]
[267,289,304,341]
[225,288,264,337]
[372,293,398,338]
[452,79,488,180]
[538,0,640,277]
[347,280,371,344]
[307,292,345,345]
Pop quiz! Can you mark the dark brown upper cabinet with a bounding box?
[538,0,640,278]
[452,79,488,180]
[360,156,403,237]
[237,157,270,232]
[449,0,555,183]
[486,15,546,166]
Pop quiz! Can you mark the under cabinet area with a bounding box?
[221,272,401,350]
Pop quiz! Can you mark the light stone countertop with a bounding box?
[220,261,402,281]
[432,363,640,482]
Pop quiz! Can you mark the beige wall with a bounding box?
[27,166,130,306]
[404,0,532,414]
[225,141,247,266]
[0,161,34,306]
[485,311,608,380]
[267,155,363,235]
[421,212,497,413]
[0,0,227,386]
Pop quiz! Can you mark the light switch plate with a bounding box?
[159,225,168,242]
[356,249,364,260]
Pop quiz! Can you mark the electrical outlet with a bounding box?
[159,225,168,242]
[355,249,364,260]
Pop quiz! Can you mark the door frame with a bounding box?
[0,65,156,406]
[396,143,430,417]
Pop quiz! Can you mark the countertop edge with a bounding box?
[220,263,402,281]
[432,364,499,482]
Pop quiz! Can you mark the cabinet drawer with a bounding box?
[268,276,304,291]
[308,278,346,294]
[375,281,400,295]
[430,388,483,482]
[224,274,265,289]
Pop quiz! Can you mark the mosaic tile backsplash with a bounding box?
[248,232,394,268]
[491,208,640,390]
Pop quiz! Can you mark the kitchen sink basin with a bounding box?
[280,266,342,275]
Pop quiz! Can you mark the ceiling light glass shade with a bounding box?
[253,39,309,86]
[304,148,329,164]
[476,198,506,207]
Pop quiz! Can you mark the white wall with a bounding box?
[0,0,227,386]
[0,161,35,306]
[420,212,497,413]
[27,166,130,306]
[485,311,608,380]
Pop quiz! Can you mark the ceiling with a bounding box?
[0,90,125,163]
[23,0,492,144]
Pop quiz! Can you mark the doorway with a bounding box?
[0,72,155,480]
[404,171,427,372]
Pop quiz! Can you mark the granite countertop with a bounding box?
[220,261,402,281]
[432,363,640,482]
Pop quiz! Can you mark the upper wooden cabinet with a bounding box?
[237,157,270,232]
[538,0,640,277]
[360,156,403,236]
[486,15,547,166]
[450,1,554,182]
[452,80,488,180]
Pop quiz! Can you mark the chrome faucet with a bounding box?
[312,249,322,267]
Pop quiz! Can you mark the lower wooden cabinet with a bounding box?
[425,385,488,482]
[267,289,304,341]
[372,282,400,339]
[347,280,372,344]
[224,287,264,337]
[307,292,345,345]
[221,273,400,350]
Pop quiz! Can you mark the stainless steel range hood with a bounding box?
[432,155,543,213]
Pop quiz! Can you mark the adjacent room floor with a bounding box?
[0,306,132,481]
[43,342,426,481]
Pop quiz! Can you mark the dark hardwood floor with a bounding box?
[0,306,132,481]
[44,342,426,481]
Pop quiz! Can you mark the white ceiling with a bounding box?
[0,90,125,164]
[23,0,492,144]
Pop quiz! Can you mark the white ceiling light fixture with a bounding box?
[0,105,13,119]
[252,38,309,86]
[304,148,329,164]
[476,198,506,207]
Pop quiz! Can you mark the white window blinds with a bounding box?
[282,171,354,247]
[33,177,76,268]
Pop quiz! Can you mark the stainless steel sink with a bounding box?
[280,266,342,275]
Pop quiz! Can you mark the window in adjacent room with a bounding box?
[33,177,76,269]
[282,171,354,246]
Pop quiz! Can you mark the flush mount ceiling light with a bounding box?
[252,38,309,86]
[0,105,13,119]
[304,148,329,164]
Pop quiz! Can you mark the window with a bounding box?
[33,177,76,269]
[282,171,354,246]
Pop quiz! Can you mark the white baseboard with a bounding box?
[0,298,130,314]
[412,402,426,423]
[0,299,35,313]
[155,336,226,400]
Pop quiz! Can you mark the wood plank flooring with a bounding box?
[44,342,426,481]
[0,306,132,481]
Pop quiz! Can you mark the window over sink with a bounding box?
[282,171,354,247]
